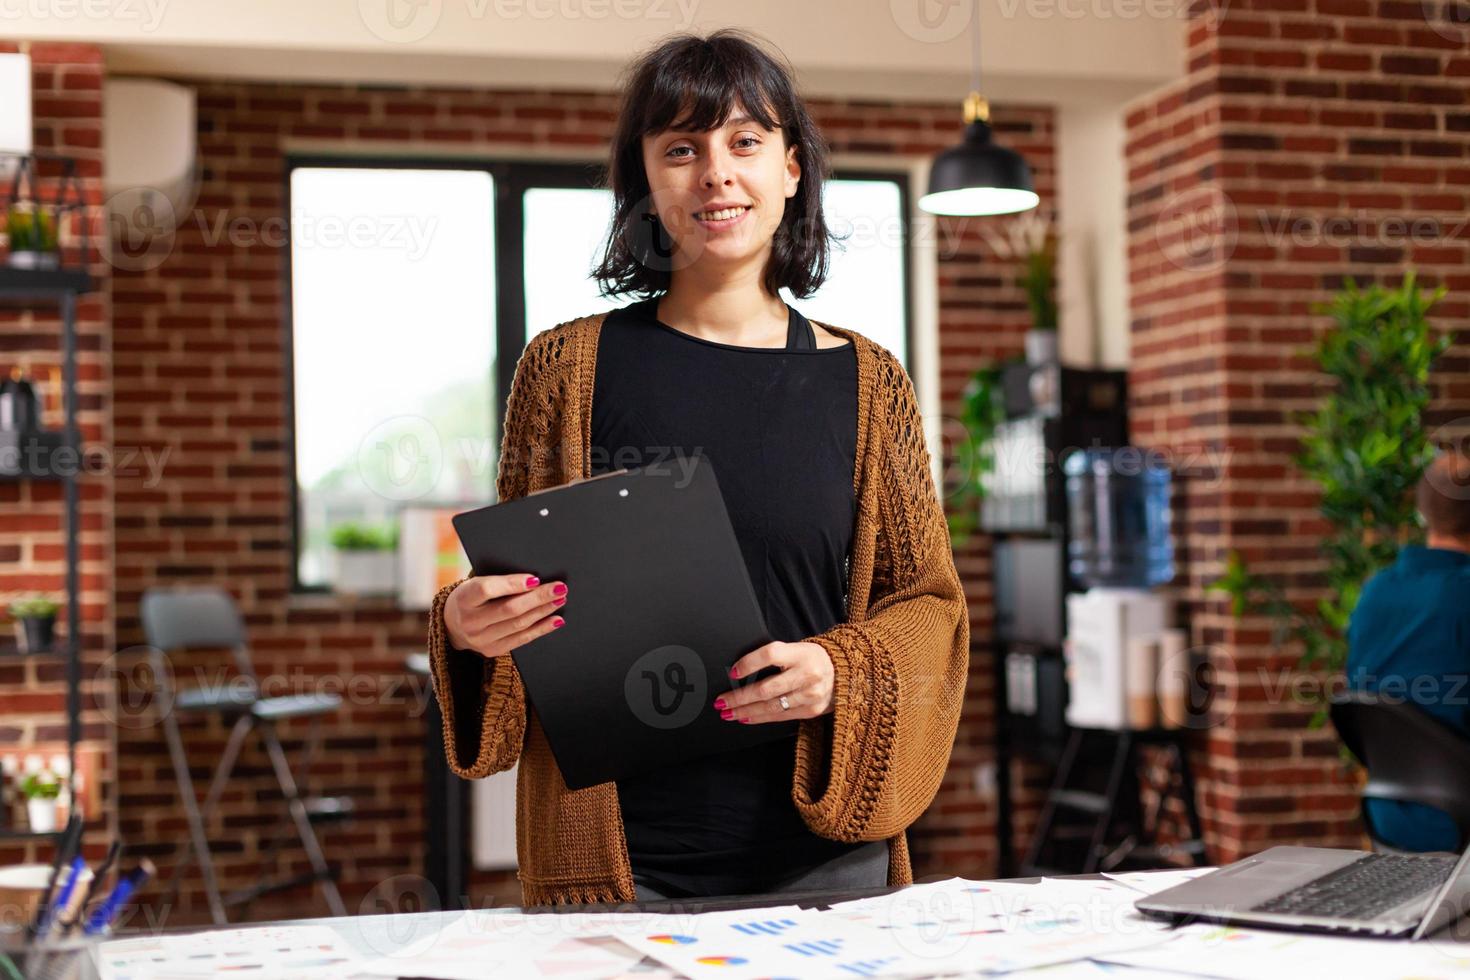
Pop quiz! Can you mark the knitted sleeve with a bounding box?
[793,347,970,841]
[426,331,559,779]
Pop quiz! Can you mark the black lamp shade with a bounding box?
[920,120,1039,217]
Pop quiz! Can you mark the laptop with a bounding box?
[450,456,799,791]
[1135,842,1470,939]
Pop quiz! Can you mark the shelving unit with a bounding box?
[0,263,92,842]
[984,361,1128,877]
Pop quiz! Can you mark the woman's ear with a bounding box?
[786,144,801,199]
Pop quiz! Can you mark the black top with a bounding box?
[591,295,865,896]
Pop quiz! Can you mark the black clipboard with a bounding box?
[451,455,799,790]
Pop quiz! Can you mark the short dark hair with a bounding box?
[591,28,834,300]
[1418,449,1470,537]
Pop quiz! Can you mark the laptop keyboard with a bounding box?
[1250,853,1457,921]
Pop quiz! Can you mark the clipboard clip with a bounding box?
[522,468,632,498]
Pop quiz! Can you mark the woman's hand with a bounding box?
[713,641,835,723]
[444,572,568,660]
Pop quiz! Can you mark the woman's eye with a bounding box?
[667,137,760,158]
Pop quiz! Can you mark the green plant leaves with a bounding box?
[1212,270,1449,717]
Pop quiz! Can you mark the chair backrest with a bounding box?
[140,586,256,680]
[1330,690,1470,850]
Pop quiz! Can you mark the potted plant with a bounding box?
[1002,211,1058,366]
[329,520,399,596]
[10,595,59,653]
[21,770,62,833]
[947,357,1020,547]
[5,205,60,270]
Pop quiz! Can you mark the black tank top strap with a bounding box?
[785,304,817,351]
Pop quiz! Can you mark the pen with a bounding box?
[83,859,155,938]
[61,839,121,937]
[25,812,82,941]
[32,855,86,941]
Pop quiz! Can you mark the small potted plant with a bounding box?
[329,520,399,596]
[21,770,62,833]
[10,596,59,653]
[5,205,60,270]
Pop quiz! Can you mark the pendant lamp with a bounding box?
[918,5,1039,217]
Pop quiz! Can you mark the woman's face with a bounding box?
[639,101,801,274]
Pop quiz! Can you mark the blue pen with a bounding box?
[83,860,154,938]
[32,855,86,941]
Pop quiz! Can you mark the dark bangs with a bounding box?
[592,28,834,300]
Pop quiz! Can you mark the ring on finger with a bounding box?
[778,694,790,711]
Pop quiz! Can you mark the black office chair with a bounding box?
[141,586,352,924]
[1329,689,1470,852]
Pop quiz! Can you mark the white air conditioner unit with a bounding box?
[103,78,199,266]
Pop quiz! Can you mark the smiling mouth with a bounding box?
[693,204,752,223]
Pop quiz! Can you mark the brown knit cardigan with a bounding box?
[426,310,970,906]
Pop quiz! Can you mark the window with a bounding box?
[288,166,496,589]
[287,160,911,592]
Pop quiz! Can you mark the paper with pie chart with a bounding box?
[619,905,922,980]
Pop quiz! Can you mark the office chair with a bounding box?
[1329,689,1470,853]
[141,586,351,924]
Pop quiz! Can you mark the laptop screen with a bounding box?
[1413,843,1470,940]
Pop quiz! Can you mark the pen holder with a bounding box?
[0,929,101,980]
[0,864,93,930]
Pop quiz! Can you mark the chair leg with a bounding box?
[160,712,249,925]
[259,721,348,917]
[242,716,322,920]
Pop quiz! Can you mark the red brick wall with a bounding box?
[1125,1,1470,862]
[100,78,1057,919]
[0,41,114,871]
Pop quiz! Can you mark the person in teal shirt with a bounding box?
[1346,449,1470,852]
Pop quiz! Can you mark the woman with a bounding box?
[429,28,969,905]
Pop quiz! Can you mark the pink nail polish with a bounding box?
[739,718,751,724]
[713,698,727,710]
[721,709,734,720]
[553,583,568,596]
[525,576,540,588]
[729,666,740,679]
[552,597,566,607]
[552,617,565,629]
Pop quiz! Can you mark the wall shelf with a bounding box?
[0,267,93,299]
[0,256,91,836]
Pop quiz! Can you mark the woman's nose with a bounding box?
[701,152,733,188]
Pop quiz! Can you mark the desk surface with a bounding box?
[283,873,1470,963]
